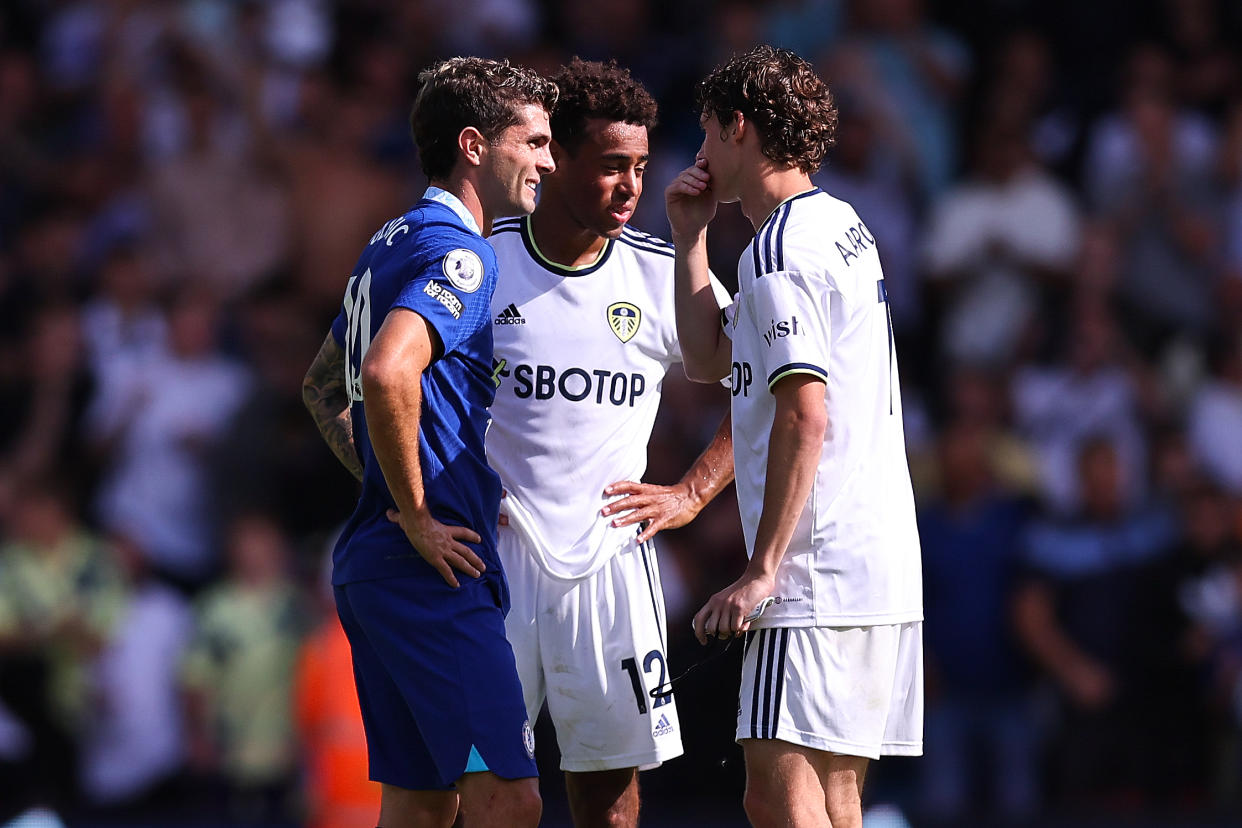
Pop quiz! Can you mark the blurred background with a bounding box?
[0,0,1241,826]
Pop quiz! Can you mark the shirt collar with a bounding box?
[423,186,482,236]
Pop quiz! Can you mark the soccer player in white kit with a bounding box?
[485,59,734,827]
[667,46,924,828]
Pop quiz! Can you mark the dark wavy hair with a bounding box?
[696,45,838,174]
[411,57,559,180]
[550,58,658,154]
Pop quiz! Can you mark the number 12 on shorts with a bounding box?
[620,650,670,714]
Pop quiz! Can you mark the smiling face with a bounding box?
[549,118,649,239]
[479,102,555,217]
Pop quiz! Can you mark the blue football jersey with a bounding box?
[329,190,504,596]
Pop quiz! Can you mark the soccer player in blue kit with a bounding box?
[301,58,557,828]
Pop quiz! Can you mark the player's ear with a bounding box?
[731,111,746,144]
[459,126,486,168]
[549,138,567,166]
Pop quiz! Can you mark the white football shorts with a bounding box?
[737,622,923,759]
[500,524,684,772]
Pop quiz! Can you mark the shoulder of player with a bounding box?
[754,191,873,280]
[412,217,497,270]
[486,217,526,258]
[616,225,676,260]
[491,216,524,234]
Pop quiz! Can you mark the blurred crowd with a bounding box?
[1,0,1241,826]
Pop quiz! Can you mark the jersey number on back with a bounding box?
[343,269,373,402]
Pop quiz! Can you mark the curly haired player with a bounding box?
[667,45,924,828]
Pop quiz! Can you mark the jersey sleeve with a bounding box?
[392,237,495,356]
[721,294,738,341]
[669,269,736,361]
[745,270,832,391]
[330,308,347,347]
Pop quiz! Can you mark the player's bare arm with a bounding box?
[693,375,826,644]
[302,333,364,482]
[667,158,731,382]
[602,410,734,543]
[361,307,486,588]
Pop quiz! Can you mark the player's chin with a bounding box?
[596,212,632,238]
[507,188,539,216]
[597,220,628,239]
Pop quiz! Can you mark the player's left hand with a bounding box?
[601,480,701,543]
[692,572,775,645]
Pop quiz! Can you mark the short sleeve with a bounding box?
[670,269,735,362]
[393,241,495,356]
[745,271,831,391]
[330,308,346,347]
[721,292,739,341]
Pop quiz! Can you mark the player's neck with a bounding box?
[431,176,491,236]
[529,199,608,268]
[739,167,816,233]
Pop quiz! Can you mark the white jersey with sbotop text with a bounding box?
[487,215,728,580]
[724,188,922,627]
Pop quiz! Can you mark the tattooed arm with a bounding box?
[302,334,364,482]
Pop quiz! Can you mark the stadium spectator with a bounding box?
[87,287,251,589]
[1011,300,1150,513]
[294,560,382,828]
[0,480,125,814]
[1188,333,1242,497]
[1085,44,1222,354]
[829,0,970,199]
[180,513,309,823]
[78,533,193,814]
[1013,438,1177,805]
[922,112,1080,368]
[917,419,1039,823]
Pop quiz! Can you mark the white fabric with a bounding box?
[487,217,729,579]
[1011,365,1147,512]
[423,186,481,235]
[920,167,1080,365]
[736,622,924,759]
[499,524,683,772]
[88,351,250,576]
[1188,381,1242,495]
[80,584,193,802]
[724,189,922,626]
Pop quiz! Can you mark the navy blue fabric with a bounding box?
[335,575,536,790]
[329,198,503,595]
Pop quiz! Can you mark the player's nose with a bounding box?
[536,144,555,175]
[618,169,639,197]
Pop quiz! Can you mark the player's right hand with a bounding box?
[692,572,775,645]
[665,157,718,240]
[386,507,485,588]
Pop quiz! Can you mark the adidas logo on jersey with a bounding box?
[495,303,526,325]
[653,713,676,737]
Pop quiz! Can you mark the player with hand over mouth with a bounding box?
[667,45,924,828]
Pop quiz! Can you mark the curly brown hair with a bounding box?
[550,58,658,154]
[696,45,837,174]
[411,57,559,180]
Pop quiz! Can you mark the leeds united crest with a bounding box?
[607,302,641,343]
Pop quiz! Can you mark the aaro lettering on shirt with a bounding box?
[834,221,876,267]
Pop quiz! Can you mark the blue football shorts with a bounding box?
[334,572,537,790]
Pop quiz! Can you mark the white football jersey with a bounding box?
[724,188,922,627]
[487,216,728,580]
